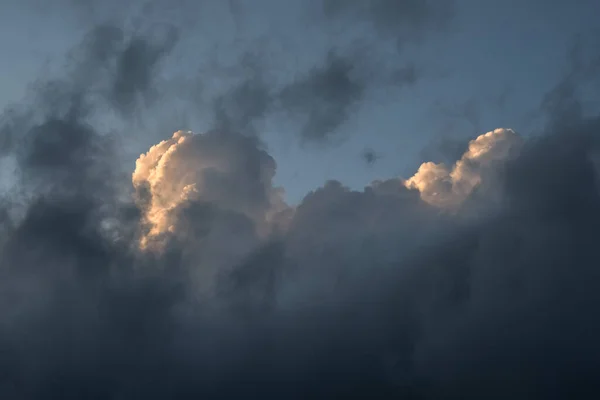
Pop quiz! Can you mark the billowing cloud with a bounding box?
[405,128,523,208]
[132,129,290,251]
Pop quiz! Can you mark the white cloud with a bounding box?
[404,128,522,208]
[132,130,291,250]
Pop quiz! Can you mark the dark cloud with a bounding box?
[3,4,600,400]
[210,50,425,143]
[0,108,600,398]
[0,21,179,150]
[4,77,600,399]
[72,23,180,116]
[278,51,365,142]
[362,147,380,165]
[110,28,179,114]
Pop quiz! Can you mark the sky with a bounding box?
[1,0,600,398]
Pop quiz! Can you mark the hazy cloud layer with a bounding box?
[322,0,454,49]
[10,0,450,143]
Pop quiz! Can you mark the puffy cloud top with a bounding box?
[132,130,289,249]
[404,128,522,208]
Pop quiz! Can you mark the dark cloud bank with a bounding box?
[2,4,600,400]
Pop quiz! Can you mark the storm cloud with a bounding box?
[3,86,600,398]
[1,1,600,399]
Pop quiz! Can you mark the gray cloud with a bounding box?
[362,147,381,165]
[534,32,600,127]
[212,48,425,143]
[3,70,600,398]
[110,29,179,114]
[3,3,600,399]
[71,23,180,116]
[278,51,365,142]
[208,49,375,143]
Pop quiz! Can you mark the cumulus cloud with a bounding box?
[405,128,523,208]
[132,129,290,251]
